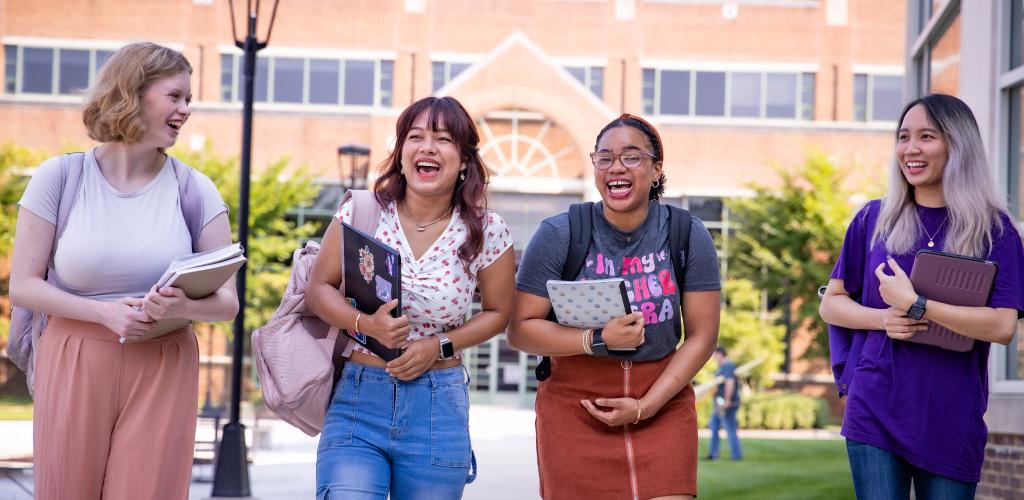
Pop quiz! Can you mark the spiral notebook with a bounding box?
[546,278,632,329]
[907,250,997,352]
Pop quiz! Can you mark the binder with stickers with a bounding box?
[341,222,404,361]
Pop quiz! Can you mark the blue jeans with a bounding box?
[846,438,976,500]
[316,363,476,500]
[708,406,742,460]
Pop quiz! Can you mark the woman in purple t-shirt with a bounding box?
[820,93,1024,499]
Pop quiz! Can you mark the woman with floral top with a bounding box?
[307,96,515,499]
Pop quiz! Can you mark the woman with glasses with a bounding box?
[509,114,721,499]
[820,94,1023,499]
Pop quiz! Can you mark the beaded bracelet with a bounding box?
[582,328,594,355]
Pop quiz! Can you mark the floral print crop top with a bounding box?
[335,199,513,357]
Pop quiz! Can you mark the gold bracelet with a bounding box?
[582,328,594,355]
[634,398,642,425]
[354,312,362,332]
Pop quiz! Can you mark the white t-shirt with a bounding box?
[18,148,227,301]
[335,199,513,356]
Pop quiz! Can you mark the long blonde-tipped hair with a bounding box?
[82,42,192,144]
[872,94,1007,258]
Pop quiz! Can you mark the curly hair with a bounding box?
[594,113,666,200]
[82,42,192,144]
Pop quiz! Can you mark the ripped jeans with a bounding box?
[316,363,476,499]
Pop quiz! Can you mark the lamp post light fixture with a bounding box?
[212,0,279,497]
[337,144,371,189]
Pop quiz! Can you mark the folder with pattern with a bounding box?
[546,278,632,330]
[907,250,997,352]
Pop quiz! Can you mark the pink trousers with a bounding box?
[33,317,199,500]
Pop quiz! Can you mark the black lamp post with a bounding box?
[337,144,371,189]
[212,0,279,497]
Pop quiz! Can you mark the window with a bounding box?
[4,45,16,94]
[488,192,582,256]
[432,61,470,93]
[221,54,394,107]
[309,59,340,105]
[272,57,304,103]
[564,65,604,98]
[929,14,960,95]
[3,45,116,96]
[730,72,761,118]
[643,67,815,120]
[695,71,726,117]
[854,74,903,122]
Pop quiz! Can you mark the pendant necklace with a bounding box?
[402,202,452,232]
[922,216,948,248]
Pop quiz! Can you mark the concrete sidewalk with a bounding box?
[0,406,841,499]
[0,405,540,500]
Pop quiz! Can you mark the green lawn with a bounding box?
[0,394,33,420]
[697,438,854,499]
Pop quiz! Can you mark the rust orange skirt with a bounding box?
[535,354,697,500]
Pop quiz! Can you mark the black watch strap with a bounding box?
[590,328,609,356]
[907,294,927,320]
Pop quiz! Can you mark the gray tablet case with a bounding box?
[907,250,997,352]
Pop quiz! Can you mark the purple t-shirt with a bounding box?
[830,199,1024,483]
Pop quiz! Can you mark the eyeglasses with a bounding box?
[590,150,657,170]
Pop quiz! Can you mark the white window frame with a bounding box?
[640,60,817,123]
[218,45,396,111]
[851,66,905,123]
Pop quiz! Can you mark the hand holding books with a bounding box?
[130,243,246,341]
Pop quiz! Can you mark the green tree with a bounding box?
[0,144,49,345]
[726,152,869,362]
[170,147,320,334]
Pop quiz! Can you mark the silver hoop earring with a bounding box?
[652,179,660,188]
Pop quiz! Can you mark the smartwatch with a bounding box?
[436,333,456,360]
[907,295,927,320]
[590,328,609,356]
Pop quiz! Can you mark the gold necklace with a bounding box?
[921,216,948,248]
[402,202,452,232]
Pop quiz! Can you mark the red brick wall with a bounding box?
[979,433,1024,499]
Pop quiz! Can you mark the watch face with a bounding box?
[440,338,455,359]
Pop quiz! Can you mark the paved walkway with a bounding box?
[0,405,841,499]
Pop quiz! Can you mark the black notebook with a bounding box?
[342,222,403,361]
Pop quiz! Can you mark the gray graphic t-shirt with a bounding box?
[516,201,721,361]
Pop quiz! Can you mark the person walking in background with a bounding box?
[819,94,1024,500]
[509,114,721,499]
[708,346,742,461]
[307,96,515,499]
[9,42,237,499]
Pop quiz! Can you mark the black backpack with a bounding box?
[535,202,693,381]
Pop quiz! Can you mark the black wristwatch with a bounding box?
[907,295,927,320]
[437,333,456,360]
[590,328,609,356]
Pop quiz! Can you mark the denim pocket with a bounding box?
[430,382,471,468]
[319,373,360,449]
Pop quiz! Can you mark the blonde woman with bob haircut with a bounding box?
[820,93,1024,499]
[10,42,237,499]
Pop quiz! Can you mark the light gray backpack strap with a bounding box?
[50,152,86,268]
[170,156,204,252]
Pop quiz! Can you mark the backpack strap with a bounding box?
[666,205,692,340]
[170,156,204,252]
[536,202,594,381]
[50,152,86,268]
[341,189,384,234]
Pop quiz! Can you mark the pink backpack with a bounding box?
[252,189,382,436]
[8,152,203,393]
